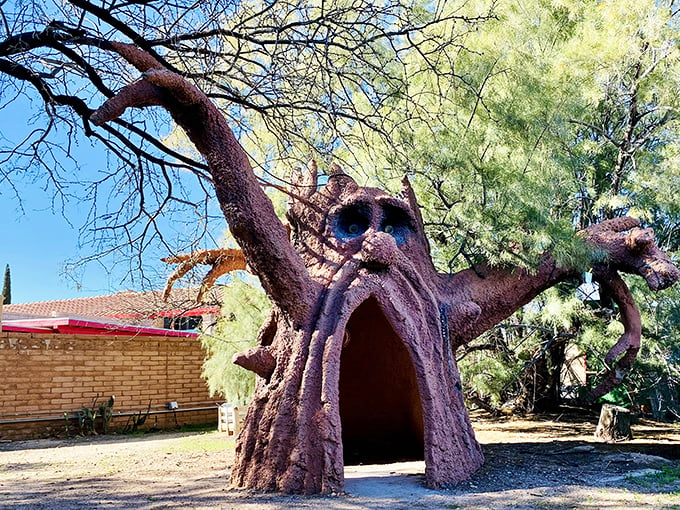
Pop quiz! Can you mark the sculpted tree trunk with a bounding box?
[92,44,680,494]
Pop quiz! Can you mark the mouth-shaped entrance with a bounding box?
[339,296,424,465]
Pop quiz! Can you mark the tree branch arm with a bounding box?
[91,44,315,323]
[588,273,641,401]
[442,217,679,348]
[442,253,570,348]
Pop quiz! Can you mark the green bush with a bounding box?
[200,276,270,405]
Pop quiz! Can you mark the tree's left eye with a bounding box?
[382,224,394,234]
[335,203,370,240]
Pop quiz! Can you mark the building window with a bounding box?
[164,315,202,331]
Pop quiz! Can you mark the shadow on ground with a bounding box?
[1,418,678,509]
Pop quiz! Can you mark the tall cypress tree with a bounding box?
[2,265,10,305]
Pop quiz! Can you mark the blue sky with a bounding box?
[0,116,125,303]
[0,97,89,303]
[0,194,97,303]
[0,95,219,304]
[0,2,118,304]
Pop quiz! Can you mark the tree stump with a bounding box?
[594,404,633,442]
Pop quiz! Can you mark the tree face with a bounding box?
[230,168,484,493]
[288,172,432,279]
[298,178,449,466]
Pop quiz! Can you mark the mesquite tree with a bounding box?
[0,0,492,281]
[88,42,679,493]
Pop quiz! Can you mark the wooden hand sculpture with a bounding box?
[161,248,246,302]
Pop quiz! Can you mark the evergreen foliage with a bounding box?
[200,276,270,405]
[416,0,680,414]
[2,265,10,305]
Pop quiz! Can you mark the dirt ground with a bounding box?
[0,412,679,509]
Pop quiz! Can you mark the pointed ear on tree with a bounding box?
[289,160,319,200]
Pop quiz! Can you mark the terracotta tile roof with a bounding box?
[3,286,223,324]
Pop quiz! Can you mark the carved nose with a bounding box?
[358,232,398,269]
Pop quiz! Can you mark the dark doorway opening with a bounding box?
[339,297,424,465]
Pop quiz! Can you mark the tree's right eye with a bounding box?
[335,203,370,240]
[379,204,413,246]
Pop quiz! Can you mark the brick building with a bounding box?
[0,288,224,439]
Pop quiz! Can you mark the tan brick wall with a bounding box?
[0,332,218,439]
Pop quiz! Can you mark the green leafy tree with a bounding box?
[350,0,680,413]
[465,0,680,413]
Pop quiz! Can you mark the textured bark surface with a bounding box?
[92,44,680,494]
[229,177,486,493]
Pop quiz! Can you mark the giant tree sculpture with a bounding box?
[91,42,680,494]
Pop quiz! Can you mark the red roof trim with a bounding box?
[2,318,199,338]
[1,325,53,333]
